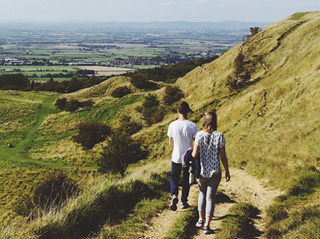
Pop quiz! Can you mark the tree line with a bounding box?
[0,55,219,93]
[0,73,109,93]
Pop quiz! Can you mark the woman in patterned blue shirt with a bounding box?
[192,111,230,234]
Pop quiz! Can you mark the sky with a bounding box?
[0,0,319,23]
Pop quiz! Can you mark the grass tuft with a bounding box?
[216,203,260,239]
[287,166,320,197]
[266,167,320,238]
[165,206,198,239]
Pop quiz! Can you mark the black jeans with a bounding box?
[170,161,190,203]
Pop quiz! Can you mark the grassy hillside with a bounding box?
[177,11,320,187]
[175,11,320,238]
[0,11,320,238]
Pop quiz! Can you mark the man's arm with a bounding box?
[169,137,174,146]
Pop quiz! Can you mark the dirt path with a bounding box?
[142,168,282,239]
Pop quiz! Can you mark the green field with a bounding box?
[0,87,145,225]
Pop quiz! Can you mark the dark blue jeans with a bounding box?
[170,162,190,203]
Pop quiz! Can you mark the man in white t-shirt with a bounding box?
[167,101,198,211]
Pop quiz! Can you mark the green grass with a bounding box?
[265,167,320,238]
[216,203,259,239]
[0,93,62,168]
[291,12,308,20]
[21,172,170,239]
[75,94,143,124]
[165,206,198,239]
[101,198,169,239]
[99,173,171,239]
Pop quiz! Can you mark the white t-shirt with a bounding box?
[195,130,225,178]
[167,120,198,164]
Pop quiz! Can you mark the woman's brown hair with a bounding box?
[202,111,217,132]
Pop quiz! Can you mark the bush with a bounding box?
[64,99,82,112]
[55,98,94,111]
[72,121,111,149]
[80,99,94,108]
[97,129,147,177]
[163,86,184,105]
[55,97,67,110]
[130,72,157,89]
[130,72,147,88]
[111,86,131,98]
[118,116,143,135]
[139,93,166,125]
[15,170,79,218]
[32,170,78,210]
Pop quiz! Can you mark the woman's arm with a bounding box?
[219,146,230,181]
[192,144,199,158]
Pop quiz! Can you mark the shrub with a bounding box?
[54,97,67,110]
[130,72,157,89]
[64,99,81,112]
[139,93,166,125]
[118,116,143,135]
[163,86,184,105]
[72,121,111,149]
[111,86,131,98]
[15,170,79,218]
[32,170,78,210]
[234,52,245,76]
[55,99,94,111]
[80,99,94,108]
[97,129,147,177]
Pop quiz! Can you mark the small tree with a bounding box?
[139,93,164,125]
[234,52,245,76]
[130,72,148,89]
[250,27,262,36]
[130,72,157,90]
[163,86,184,105]
[72,121,111,149]
[242,27,262,41]
[97,130,147,177]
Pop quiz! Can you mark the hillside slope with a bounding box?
[1,11,320,238]
[177,11,320,187]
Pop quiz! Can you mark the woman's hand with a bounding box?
[225,170,230,182]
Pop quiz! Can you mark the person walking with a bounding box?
[192,111,230,234]
[167,101,198,211]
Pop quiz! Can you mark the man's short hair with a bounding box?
[178,101,193,115]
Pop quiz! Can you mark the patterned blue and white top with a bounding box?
[194,130,225,178]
